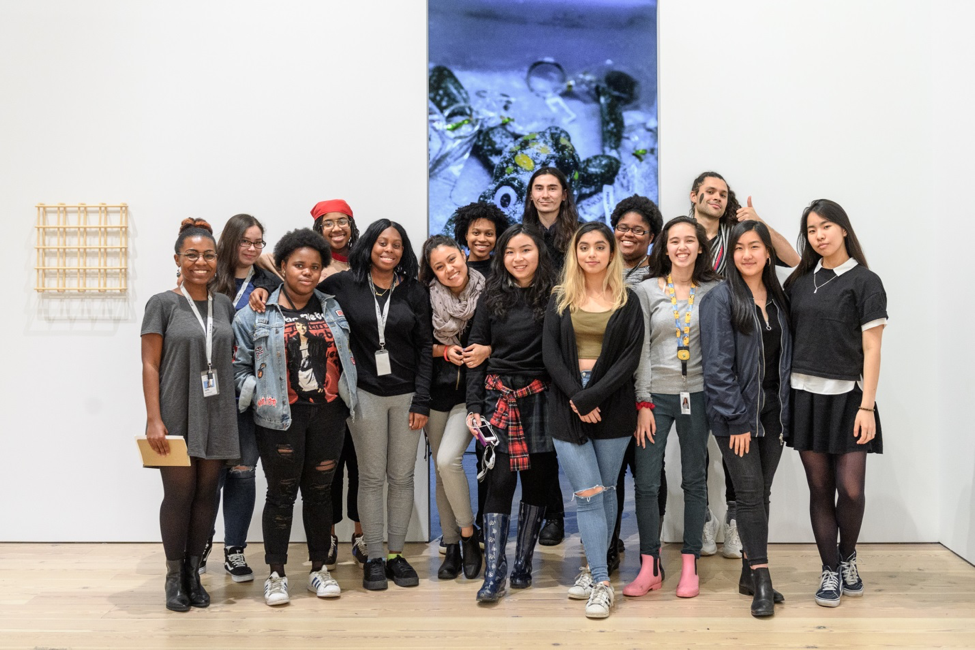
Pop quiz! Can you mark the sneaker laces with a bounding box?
[841,557,860,585]
[226,551,247,568]
[573,567,594,589]
[726,522,741,547]
[819,568,840,592]
[354,535,367,555]
[703,519,716,545]
[310,567,335,585]
[588,583,613,609]
[266,574,287,594]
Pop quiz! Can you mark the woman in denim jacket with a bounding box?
[232,228,357,607]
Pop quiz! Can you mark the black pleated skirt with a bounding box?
[787,387,883,454]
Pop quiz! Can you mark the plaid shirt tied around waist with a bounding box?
[485,374,549,471]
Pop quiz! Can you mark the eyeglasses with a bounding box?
[615,224,649,237]
[239,239,266,250]
[178,252,217,262]
[319,218,350,229]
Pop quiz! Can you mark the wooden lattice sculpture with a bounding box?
[35,203,128,293]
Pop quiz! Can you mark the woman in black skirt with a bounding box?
[783,199,887,608]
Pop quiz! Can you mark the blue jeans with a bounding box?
[633,392,709,558]
[217,407,259,548]
[554,436,630,584]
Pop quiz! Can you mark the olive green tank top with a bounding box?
[571,308,613,359]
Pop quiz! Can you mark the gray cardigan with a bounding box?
[634,277,720,399]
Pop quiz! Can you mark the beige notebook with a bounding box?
[136,436,191,467]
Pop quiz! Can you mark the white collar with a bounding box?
[815,256,858,277]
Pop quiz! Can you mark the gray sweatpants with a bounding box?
[426,402,475,544]
[347,389,421,560]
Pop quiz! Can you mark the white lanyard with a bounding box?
[369,272,398,350]
[232,266,255,308]
[180,284,214,371]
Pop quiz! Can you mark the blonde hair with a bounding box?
[554,222,628,315]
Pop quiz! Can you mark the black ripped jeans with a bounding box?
[256,400,348,567]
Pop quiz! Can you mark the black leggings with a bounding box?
[159,458,224,561]
[613,437,665,545]
[330,426,359,525]
[484,451,558,515]
[799,450,867,568]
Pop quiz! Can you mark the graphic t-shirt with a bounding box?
[280,296,341,405]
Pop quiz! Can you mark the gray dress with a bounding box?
[141,290,240,460]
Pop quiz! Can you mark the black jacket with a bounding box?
[542,290,644,445]
[699,282,792,438]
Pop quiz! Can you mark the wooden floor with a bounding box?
[1,542,973,649]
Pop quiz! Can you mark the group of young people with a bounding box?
[141,168,886,621]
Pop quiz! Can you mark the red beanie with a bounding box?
[311,199,354,220]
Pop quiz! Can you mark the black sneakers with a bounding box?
[840,550,864,597]
[362,558,388,591]
[385,555,419,587]
[223,546,254,583]
[815,565,842,607]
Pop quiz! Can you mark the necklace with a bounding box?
[373,282,390,298]
[813,269,837,293]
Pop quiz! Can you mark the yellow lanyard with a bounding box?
[666,275,696,368]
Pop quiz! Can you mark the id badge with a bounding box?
[375,349,392,376]
[201,369,219,397]
[680,391,691,415]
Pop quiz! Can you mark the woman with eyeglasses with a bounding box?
[141,218,240,612]
[198,214,283,582]
[465,225,556,603]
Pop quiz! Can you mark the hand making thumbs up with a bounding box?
[735,195,766,224]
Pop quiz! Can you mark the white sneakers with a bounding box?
[567,567,594,600]
[722,519,743,559]
[701,508,718,556]
[585,583,615,619]
[308,568,341,598]
[264,572,290,606]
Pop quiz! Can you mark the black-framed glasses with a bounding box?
[615,224,649,237]
[320,218,350,229]
[178,252,217,262]
[239,239,266,250]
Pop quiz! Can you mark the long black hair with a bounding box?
[725,221,790,335]
[214,213,264,298]
[521,166,580,254]
[689,171,740,228]
[348,219,419,283]
[784,199,868,291]
[647,216,721,284]
[484,224,555,323]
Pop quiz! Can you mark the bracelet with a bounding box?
[858,406,875,412]
[443,346,451,362]
[636,401,655,411]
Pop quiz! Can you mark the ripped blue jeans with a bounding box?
[553,432,630,584]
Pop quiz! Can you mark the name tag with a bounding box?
[201,369,219,397]
[375,349,392,376]
[680,391,691,415]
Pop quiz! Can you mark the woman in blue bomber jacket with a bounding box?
[232,228,358,607]
[700,221,791,619]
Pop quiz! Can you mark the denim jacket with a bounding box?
[232,287,357,430]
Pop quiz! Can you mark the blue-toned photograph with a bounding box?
[428,0,658,236]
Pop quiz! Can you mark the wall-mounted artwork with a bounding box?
[428,0,658,236]
[35,203,128,293]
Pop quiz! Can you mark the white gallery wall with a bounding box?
[1,0,971,564]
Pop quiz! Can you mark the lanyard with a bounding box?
[666,275,696,381]
[370,272,398,350]
[179,284,214,371]
[232,267,255,308]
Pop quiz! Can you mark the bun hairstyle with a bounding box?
[175,218,216,253]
